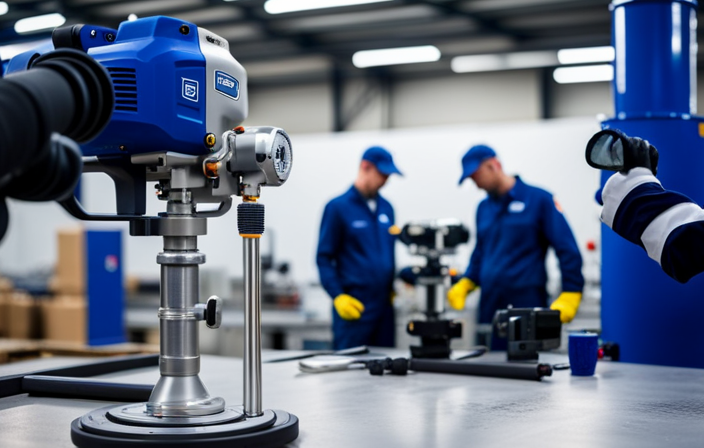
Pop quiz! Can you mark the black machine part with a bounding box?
[0,48,113,241]
[398,221,469,254]
[493,308,562,361]
[407,319,462,359]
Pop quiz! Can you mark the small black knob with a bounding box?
[390,358,409,375]
[368,361,384,376]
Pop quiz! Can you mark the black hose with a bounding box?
[22,375,153,402]
[409,358,552,381]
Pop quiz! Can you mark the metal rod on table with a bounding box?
[243,236,262,417]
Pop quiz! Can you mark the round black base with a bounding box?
[71,408,299,448]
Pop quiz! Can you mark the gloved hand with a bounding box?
[334,294,365,320]
[585,129,659,175]
[447,277,477,310]
[622,135,659,175]
[550,291,582,323]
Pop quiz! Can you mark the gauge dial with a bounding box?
[271,131,292,181]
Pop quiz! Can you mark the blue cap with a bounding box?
[362,146,402,176]
[459,144,496,185]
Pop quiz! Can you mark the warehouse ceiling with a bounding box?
[0,0,696,87]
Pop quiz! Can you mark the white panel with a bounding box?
[261,117,603,285]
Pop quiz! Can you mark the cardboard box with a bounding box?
[0,293,8,338]
[41,295,87,343]
[0,276,12,293]
[7,292,40,339]
[54,228,85,295]
[0,278,13,337]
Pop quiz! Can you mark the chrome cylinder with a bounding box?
[147,235,224,417]
[159,254,201,376]
[243,237,263,417]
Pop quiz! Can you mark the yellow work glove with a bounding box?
[550,291,582,323]
[447,278,477,310]
[334,294,365,320]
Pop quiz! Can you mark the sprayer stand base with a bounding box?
[71,404,298,448]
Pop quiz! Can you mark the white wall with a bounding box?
[552,81,613,118]
[391,70,542,127]
[0,117,603,289]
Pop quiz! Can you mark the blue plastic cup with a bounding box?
[568,332,599,376]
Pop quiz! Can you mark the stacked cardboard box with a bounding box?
[41,296,86,343]
[43,227,88,343]
[0,276,13,337]
[52,227,85,295]
[7,291,41,339]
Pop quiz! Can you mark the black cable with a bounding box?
[22,375,153,402]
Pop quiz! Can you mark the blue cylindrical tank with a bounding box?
[601,0,704,368]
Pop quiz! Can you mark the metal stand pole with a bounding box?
[243,236,262,417]
[238,200,266,417]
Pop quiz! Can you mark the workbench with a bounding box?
[0,350,703,447]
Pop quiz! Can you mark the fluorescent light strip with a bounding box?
[557,46,615,65]
[553,64,613,84]
[352,45,441,68]
[15,13,66,34]
[0,2,8,16]
[451,50,557,73]
[264,0,392,14]
[451,54,504,73]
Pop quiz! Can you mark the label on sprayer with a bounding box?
[214,70,240,100]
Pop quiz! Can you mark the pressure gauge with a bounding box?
[228,126,293,197]
[271,129,292,182]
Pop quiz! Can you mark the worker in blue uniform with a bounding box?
[586,129,704,283]
[316,146,402,350]
[447,145,585,349]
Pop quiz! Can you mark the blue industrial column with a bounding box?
[601,0,704,367]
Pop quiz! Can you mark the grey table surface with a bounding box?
[1,350,703,448]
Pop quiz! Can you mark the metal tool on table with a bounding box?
[265,345,369,363]
[398,220,470,358]
[5,15,297,447]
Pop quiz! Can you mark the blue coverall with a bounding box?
[316,186,397,349]
[465,177,584,345]
[601,167,704,283]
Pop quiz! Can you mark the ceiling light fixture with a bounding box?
[451,50,557,73]
[264,0,392,15]
[0,2,9,16]
[14,13,66,34]
[557,46,615,65]
[352,45,441,68]
[553,64,613,84]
